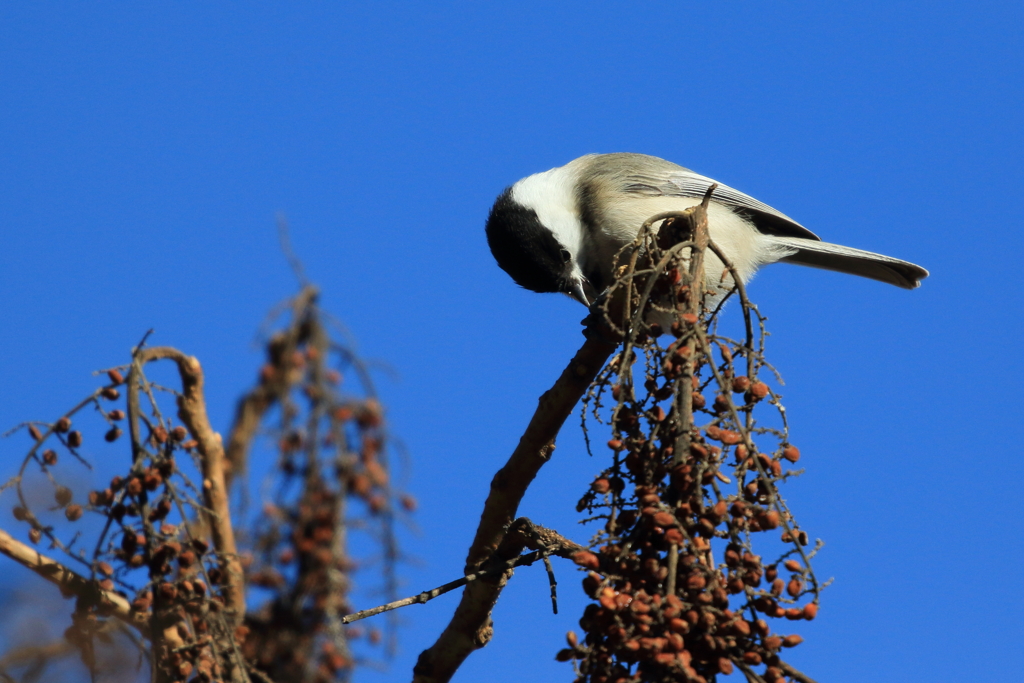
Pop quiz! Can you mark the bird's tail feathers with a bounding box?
[767,236,929,290]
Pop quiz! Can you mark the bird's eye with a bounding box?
[559,248,571,264]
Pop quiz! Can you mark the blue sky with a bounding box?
[1,3,1022,682]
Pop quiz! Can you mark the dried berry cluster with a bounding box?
[5,361,249,683]
[0,286,412,683]
[563,209,822,683]
[234,291,412,683]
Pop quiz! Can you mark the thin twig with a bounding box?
[343,548,550,625]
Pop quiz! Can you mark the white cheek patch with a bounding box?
[511,165,585,257]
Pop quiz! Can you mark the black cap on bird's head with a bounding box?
[485,188,590,305]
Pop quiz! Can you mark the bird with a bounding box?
[485,153,928,307]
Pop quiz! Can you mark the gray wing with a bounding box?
[602,154,821,242]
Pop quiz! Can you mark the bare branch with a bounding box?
[413,346,618,683]
[134,346,245,626]
[0,527,149,635]
[780,660,820,683]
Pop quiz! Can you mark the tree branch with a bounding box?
[412,336,616,683]
[0,527,149,635]
[135,347,245,626]
[780,660,820,683]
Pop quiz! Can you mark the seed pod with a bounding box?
[105,427,122,443]
[719,430,742,445]
[742,651,762,665]
[573,551,601,570]
[762,510,780,529]
[28,528,41,544]
[764,635,782,650]
[170,426,188,442]
[555,648,575,662]
[65,504,83,522]
[607,439,623,451]
[126,478,143,497]
[42,450,58,466]
[771,578,784,596]
[653,511,676,528]
[107,369,124,385]
[784,559,802,572]
[54,486,72,507]
[664,528,685,545]
[67,431,83,448]
[803,602,819,620]
[55,417,71,433]
[668,617,690,635]
[718,658,734,675]
[28,425,42,441]
[97,561,114,577]
[731,376,750,393]
[100,387,120,400]
[108,409,125,421]
[617,509,638,528]
[749,381,769,400]
[781,445,800,463]
[591,478,611,494]
[150,498,172,520]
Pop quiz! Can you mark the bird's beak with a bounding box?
[569,280,591,307]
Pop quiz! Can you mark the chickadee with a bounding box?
[485,153,928,307]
